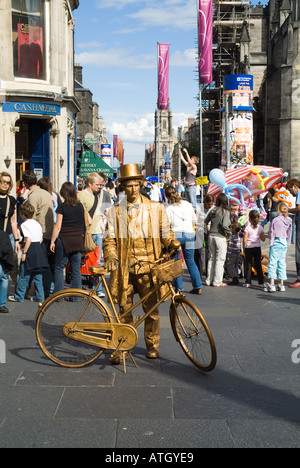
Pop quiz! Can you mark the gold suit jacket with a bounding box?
[103,195,176,306]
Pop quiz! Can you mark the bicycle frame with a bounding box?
[35,263,217,373]
[91,271,179,330]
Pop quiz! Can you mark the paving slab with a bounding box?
[0,242,299,448]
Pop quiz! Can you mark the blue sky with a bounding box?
[73,0,199,165]
[73,0,261,165]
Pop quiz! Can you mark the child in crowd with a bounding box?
[225,222,242,285]
[8,203,49,302]
[243,209,266,288]
[266,202,292,292]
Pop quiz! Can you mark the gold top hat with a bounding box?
[118,164,144,183]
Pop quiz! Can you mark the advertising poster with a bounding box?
[17,24,43,79]
[221,112,253,166]
[101,144,112,167]
[222,75,254,165]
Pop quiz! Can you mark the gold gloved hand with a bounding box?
[168,239,181,256]
[104,258,119,272]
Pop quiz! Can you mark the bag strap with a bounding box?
[84,208,90,229]
[3,196,10,232]
[88,193,98,219]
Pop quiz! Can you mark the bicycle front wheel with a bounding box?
[170,296,217,372]
[36,289,113,368]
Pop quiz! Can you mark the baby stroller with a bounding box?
[66,247,100,289]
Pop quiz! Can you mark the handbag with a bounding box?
[83,208,96,253]
[80,247,100,275]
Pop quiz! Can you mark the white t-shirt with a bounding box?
[21,219,43,242]
[150,184,161,202]
[166,200,196,233]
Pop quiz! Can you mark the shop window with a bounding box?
[12,0,45,80]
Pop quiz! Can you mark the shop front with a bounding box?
[1,99,76,190]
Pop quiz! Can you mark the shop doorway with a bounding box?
[15,118,51,184]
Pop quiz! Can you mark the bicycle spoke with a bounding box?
[36,291,113,368]
[170,297,216,372]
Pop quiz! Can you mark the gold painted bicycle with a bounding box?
[35,254,217,373]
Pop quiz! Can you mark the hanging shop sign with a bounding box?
[79,146,114,179]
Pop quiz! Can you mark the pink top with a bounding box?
[245,224,264,248]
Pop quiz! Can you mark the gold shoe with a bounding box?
[146,349,160,359]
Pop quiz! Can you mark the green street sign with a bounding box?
[79,147,114,178]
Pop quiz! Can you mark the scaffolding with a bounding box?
[201,0,251,172]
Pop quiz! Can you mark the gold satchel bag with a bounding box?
[83,209,96,253]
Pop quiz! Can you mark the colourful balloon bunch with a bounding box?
[209,169,252,207]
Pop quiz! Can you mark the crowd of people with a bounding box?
[0,165,299,316]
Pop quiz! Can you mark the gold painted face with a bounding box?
[123,180,141,204]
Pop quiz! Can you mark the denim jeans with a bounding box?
[296,217,300,281]
[173,232,202,291]
[53,237,82,292]
[92,233,104,295]
[42,239,54,296]
[14,262,44,302]
[0,234,14,307]
[185,185,197,211]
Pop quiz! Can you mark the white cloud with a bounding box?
[75,47,155,69]
[96,0,196,30]
[77,41,104,49]
[171,49,196,67]
[96,0,143,9]
[106,111,192,164]
[128,0,196,30]
[107,112,190,144]
[75,45,195,69]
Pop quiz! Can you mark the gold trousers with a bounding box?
[119,273,159,351]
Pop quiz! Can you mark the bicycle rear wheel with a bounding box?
[36,289,113,368]
[170,296,217,372]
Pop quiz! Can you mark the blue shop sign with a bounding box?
[2,101,61,116]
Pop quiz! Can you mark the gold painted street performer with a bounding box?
[103,164,180,364]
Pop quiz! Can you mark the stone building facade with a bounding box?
[0,0,80,191]
[74,64,108,159]
[262,0,300,178]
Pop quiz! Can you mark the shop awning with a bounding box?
[78,145,114,179]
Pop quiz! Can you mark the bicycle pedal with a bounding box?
[110,350,129,365]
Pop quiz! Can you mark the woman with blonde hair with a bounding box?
[266,202,292,292]
[165,186,203,294]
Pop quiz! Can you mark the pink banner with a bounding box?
[113,135,118,158]
[198,0,213,84]
[158,43,169,110]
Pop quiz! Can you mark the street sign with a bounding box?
[79,146,114,178]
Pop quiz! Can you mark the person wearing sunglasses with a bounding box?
[0,172,20,313]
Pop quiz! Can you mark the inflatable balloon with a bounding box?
[209,169,226,188]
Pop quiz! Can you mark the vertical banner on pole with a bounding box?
[113,135,118,158]
[158,43,169,110]
[198,0,213,85]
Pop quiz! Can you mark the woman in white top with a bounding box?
[165,187,203,295]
